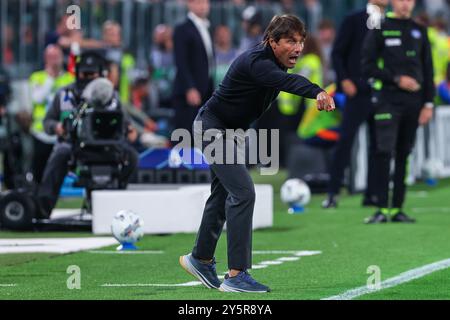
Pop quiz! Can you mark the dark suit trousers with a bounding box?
[191,108,255,271]
[173,96,201,134]
[328,93,377,197]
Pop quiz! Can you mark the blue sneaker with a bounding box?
[179,254,221,289]
[220,271,271,293]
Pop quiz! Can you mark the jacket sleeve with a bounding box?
[173,24,195,92]
[332,15,353,82]
[361,29,396,84]
[43,89,62,135]
[421,27,435,104]
[250,58,324,99]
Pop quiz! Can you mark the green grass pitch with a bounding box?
[1,172,449,300]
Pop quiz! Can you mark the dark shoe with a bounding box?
[362,195,378,207]
[220,271,270,293]
[179,254,221,289]
[364,211,388,224]
[391,212,416,223]
[322,195,338,209]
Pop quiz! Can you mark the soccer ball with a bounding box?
[422,158,444,180]
[111,210,144,247]
[280,179,311,210]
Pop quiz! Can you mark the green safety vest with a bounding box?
[278,54,341,140]
[120,53,135,104]
[279,54,323,116]
[427,27,450,85]
[29,71,74,133]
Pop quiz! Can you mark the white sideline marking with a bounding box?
[253,250,322,256]
[0,284,17,287]
[88,250,164,254]
[277,257,300,262]
[259,260,283,265]
[100,250,322,288]
[323,258,450,300]
[0,238,117,254]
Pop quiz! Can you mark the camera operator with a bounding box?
[0,66,12,187]
[36,51,138,218]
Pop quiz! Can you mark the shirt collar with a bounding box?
[188,11,210,29]
[264,44,286,71]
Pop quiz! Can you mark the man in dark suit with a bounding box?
[179,15,335,293]
[322,0,388,209]
[173,0,215,133]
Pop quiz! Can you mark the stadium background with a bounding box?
[2,0,437,78]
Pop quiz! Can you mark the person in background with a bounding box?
[214,25,239,87]
[0,66,10,119]
[437,63,450,104]
[304,0,323,34]
[29,45,75,184]
[0,66,14,189]
[45,15,103,57]
[172,0,215,134]
[322,0,389,209]
[415,14,450,87]
[3,25,15,65]
[239,6,264,52]
[101,21,136,106]
[123,70,169,151]
[361,0,435,224]
[36,51,138,218]
[317,19,336,86]
[278,36,341,147]
[150,24,175,109]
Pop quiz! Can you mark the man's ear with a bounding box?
[269,38,277,50]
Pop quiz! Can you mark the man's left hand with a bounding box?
[317,91,336,112]
[419,107,433,126]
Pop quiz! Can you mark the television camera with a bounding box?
[0,78,130,230]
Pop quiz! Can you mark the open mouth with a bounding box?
[288,55,299,64]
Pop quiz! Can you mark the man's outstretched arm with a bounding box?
[251,59,335,111]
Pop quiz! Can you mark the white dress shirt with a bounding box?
[188,11,215,77]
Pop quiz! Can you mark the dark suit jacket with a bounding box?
[172,18,214,102]
[332,9,372,94]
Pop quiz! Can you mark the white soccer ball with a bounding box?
[422,158,444,179]
[280,179,311,207]
[111,210,144,244]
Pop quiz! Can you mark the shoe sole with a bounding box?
[364,220,388,224]
[321,203,338,209]
[179,255,219,289]
[219,282,269,293]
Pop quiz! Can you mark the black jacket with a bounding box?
[202,44,324,129]
[361,16,435,104]
[332,9,372,93]
[172,18,214,101]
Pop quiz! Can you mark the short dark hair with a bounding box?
[263,14,307,46]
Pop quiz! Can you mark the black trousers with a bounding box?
[173,97,201,134]
[32,137,54,184]
[328,93,377,197]
[37,141,138,217]
[373,95,422,209]
[191,108,255,271]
